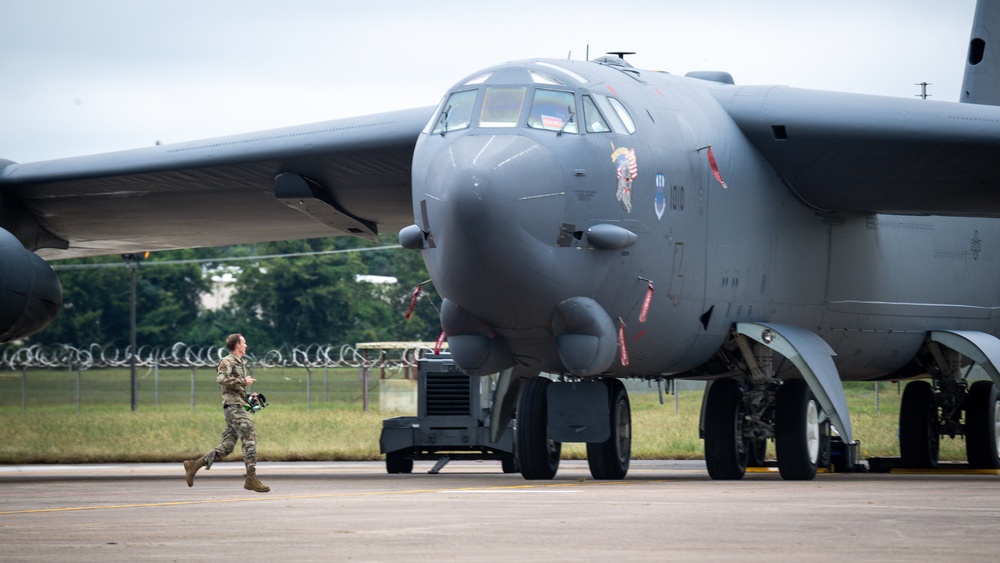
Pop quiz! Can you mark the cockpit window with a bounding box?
[529,71,563,85]
[582,95,610,133]
[593,95,627,134]
[479,87,526,128]
[608,97,636,134]
[432,89,477,135]
[464,73,492,85]
[527,89,577,134]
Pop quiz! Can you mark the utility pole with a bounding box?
[915,82,932,99]
[122,252,149,411]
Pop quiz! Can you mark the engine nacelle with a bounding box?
[0,228,61,341]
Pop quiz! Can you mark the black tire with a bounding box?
[586,379,632,480]
[516,377,561,480]
[500,451,519,474]
[965,380,1000,469]
[817,421,832,471]
[775,379,819,481]
[747,435,769,468]
[899,380,939,469]
[385,451,413,474]
[703,378,748,480]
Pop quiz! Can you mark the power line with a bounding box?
[51,244,403,271]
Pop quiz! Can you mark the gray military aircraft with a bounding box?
[3,2,1000,481]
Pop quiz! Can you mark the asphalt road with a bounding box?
[2,460,999,562]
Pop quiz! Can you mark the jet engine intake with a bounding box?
[0,228,62,341]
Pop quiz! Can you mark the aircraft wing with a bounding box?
[712,85,1000,217]
[0,106,435,260]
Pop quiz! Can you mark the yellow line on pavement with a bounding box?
[890,468,1000,475]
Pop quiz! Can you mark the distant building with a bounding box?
[201,268,239,311]
[355,274,398,285]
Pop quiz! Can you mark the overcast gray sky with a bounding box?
[0,0,978,163]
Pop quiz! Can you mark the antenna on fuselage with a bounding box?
[607,51,636,60]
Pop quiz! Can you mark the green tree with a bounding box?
[230,236,440,348]
[24,235,441,349]
[29,250,209,348]
[232,239,361,348]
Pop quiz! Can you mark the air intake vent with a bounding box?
[424,372,472,416]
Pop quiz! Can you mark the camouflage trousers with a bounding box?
[203,405,257,472]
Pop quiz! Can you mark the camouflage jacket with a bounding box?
[217,354,250,407]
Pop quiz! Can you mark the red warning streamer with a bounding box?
[639,281,654,323]
[618,319,630,367]
[706,146,728,189]
[434,330,446,354]
[405,285,423,319]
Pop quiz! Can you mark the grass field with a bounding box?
[0,368,974,464]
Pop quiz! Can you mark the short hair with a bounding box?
[225,333,244,351]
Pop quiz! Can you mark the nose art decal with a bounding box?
[611,144,638,213]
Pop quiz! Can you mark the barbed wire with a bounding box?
[0,342,435,371]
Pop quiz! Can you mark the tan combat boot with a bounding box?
[244,468,270,493]
[183,457,206,487]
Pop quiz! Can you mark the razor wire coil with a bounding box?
[0,343,433,372]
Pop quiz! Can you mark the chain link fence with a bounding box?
[0,342,433,413]
[0,342,718,414]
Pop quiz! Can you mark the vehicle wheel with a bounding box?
[385,451,413,474]
[747,435,769,468]
[775,379,819,480]
[586,379,632,479]
[516,377,561,480]
[899,380,939,469]
[703,378,748,480]
[965,380,1000,469]
[500,451,519,474]
[816,420,832,471]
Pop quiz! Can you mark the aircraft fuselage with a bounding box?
[410,57,1000,381]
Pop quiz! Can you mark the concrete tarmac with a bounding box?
[2,459,999,562]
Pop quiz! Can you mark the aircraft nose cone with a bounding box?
[419,134,565,327]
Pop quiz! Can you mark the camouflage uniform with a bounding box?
[201,353,258,473]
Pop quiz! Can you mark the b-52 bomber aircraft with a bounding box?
[3,2,1000,481]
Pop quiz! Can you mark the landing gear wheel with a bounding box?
[817,420,832,471]
[965,380,1000,469]
[775,379,819,480]
[747,435,769,468]
[703,378,749,480]
[500,451,519,474]
[385,451,413,474]
[899,380,939,469]
[516,377,561,480]
[586,379,632,480]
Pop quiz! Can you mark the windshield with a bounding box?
[527,89,577,134]
[432,89,477,135]
[479,87,526,128]
[430,83,618,137]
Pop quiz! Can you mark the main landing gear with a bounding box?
[703,375,832,480]
[898,332,1000,470]
[702,324,850,481]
